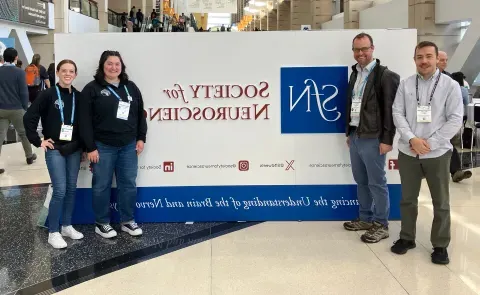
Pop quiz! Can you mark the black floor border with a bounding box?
[0,183,50,190]
[11,221,263,295]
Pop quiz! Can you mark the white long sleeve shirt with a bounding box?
[392,69,463,159]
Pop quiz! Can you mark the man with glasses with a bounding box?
[343,33,400,244]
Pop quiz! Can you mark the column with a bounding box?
[277,1,291,31]
[311,0,333,30]
[268,10,277,30]
[146,0,155,16]
[98,0,109,32]
[142,0,147,16]
[343,0,373,29]
[30,0,70,66]
[261,16,268,30]
[408,0,461,54]
[290,0,311,30]
[127,0,132,11]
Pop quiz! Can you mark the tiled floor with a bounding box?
[1,143,480,295]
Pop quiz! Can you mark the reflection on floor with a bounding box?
[1,143,480,295]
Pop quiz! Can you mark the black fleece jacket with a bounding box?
[79,78,147,152]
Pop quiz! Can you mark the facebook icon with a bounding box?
[280,66,349,134]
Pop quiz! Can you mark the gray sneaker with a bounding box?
[361,221,389,243]
[343,218,373,231]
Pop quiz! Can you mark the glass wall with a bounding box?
[69,0,98,19]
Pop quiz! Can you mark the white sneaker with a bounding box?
[48,232,67,249]
[95,223,118,239]
[121,221,143,236]
[61,226,84,240]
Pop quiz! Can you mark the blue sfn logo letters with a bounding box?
[280,66,349,134]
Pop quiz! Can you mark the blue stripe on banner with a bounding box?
[71,185,402,223]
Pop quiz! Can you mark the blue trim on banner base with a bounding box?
[70,184,401,224]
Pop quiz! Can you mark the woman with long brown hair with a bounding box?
[23,59,84,249]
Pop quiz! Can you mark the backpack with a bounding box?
[25,64,40,87]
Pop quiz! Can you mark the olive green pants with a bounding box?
[398,151,452,248]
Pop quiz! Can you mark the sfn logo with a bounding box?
[285,160,295,171]
[280,66,348,134]
[163,161,175,172]
[388,159,398,170]
[238,160,249,171]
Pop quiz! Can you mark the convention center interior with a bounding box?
[1,0,480,294]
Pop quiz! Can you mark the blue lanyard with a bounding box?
[353,63,375,99]
[107,85,132,102]
[55,86,75,125]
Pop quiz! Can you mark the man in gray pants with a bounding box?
[0,48,36,174]
[391,41,463,265]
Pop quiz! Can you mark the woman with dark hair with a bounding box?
[23,59,84,249]
[79,50,147,239]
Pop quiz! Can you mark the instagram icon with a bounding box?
[238,160,249,171]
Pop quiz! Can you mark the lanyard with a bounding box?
[55,86,75,125]
[353,71,371,99]
[107,85,132,102]
[416,72,441,106]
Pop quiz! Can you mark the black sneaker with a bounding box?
[0,169,4,174]
[431,247,449,265]
[26,154,37,165]
[95,223,118,239]
[121,221,143,236]
[391,239,416,254]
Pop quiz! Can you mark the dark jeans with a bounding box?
[92,140,138,224]
[45,149,81,233]
[349,133,390,226]
[450,144,461,175]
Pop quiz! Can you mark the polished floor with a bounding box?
[1,143,480,295]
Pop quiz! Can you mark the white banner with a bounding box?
[55,30,417,222]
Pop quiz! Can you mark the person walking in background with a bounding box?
[0,48,36,174]
[79,50,147,239]
[391,41,463,265]
[23,60,84,249]
[16,59,23,69]
[47,63,56,88]
[0,55,4,66]
[343,33,400,243]
[448,71,472,183]
[26,54,50,103]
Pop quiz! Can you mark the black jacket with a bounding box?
[345,59,400,145]
[24,84,83,155]
[79,78,147,152]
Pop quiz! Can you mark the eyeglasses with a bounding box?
[352,47,372,53]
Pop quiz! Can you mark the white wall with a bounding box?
[68,11,100,33]
[360,0,407,29]
[108,24,122,32]
[322,13,344,30]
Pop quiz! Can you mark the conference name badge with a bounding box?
[60,125,73,141]
[417,106,432,123]
[351,102,361,117]
[117,101,130,120]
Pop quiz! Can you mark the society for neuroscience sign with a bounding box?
[54,30,417,223]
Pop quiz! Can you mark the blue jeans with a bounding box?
[92,140,138,224]
[45,149,82,233]
[349,133,390,226]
